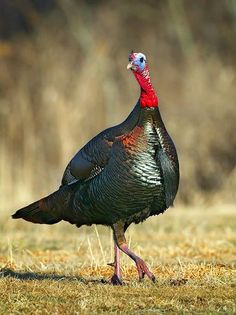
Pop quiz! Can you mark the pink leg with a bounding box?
[109,243,122,285]
[112,221,155,282]
[119,243,155,282]
[114,244,121,279]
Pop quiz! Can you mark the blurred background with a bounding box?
[0,0,235,214]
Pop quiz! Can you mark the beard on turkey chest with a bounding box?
[72,109,167,226]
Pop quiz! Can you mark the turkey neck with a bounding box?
[106,64,158,135]
[133,65,158,108]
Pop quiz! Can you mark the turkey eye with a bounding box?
[140,57,144,63]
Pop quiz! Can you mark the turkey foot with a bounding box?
[135,257,156,282]
[110,273,123,285]
[119,244,155,282]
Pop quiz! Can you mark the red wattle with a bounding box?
[140,94,158,108]
[133,64,158,108]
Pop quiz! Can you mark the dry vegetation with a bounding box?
[1,205,236,314]
[0,1,236,314]
[0,1,235,211]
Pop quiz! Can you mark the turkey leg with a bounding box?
[109,243,122,285]
[112,221,155,282]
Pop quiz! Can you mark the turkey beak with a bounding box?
[127,62,133,70]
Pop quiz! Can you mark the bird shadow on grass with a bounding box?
[0,268,108,284]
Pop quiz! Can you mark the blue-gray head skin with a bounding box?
[127,52,147,72]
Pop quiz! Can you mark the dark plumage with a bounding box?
[12,51,179,284]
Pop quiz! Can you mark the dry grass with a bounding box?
[1,205,235,314]
[0,1,236,213]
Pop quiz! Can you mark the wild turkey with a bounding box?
[12,51,179,285]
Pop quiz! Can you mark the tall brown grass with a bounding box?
[0,1,235,213]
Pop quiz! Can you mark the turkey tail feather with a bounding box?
[12,194,62,225]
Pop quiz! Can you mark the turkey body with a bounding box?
[56,104,179,228]
[12,51,179,283]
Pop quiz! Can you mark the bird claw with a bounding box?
[110,274,123,285]
[135,258,156,282]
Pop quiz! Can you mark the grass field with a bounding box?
[0,204,235,314]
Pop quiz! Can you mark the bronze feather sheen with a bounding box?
[12,105,179,228]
